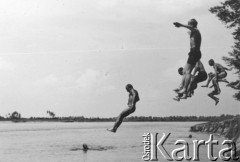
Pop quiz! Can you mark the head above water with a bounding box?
[126,84,133,92]
[178,67,184,75]
[188,19,198,28]
[208,59,215,66]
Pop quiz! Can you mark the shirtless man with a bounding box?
[173,19,202,95]
[187,60,208,97]
[173,60,207,101]
[201,72,228,88]
[107,84,139,133]
[208,59,232,105]
[173,67,186,101]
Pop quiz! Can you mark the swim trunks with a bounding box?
[217,71,227,80]
[192,71,207,84]
[187,49,201,66]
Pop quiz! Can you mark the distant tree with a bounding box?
[10,111,21,119]
[47,110,55,118]
[6,113,11,119]
[210,0,240,100]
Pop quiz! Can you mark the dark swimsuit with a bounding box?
[215,64,227,79]
[193,70,207,84]
[187,49,201,66]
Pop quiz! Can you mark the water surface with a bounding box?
[0,122,225,162]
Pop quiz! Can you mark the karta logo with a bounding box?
[142,133,239,161]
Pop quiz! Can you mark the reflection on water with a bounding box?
[0,121,225,162]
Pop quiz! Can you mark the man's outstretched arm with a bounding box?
[173,22,194,31]
[224,67,232,71]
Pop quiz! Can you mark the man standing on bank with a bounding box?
[173,19,202,95]
[107,84,140,133]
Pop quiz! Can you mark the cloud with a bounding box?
[33,74,59,86]
[162,59,186,79]
[0,57,16,70]
[76,69,107,88]
[33,69,115,94]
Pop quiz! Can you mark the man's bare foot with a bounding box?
[191,90,194,96]
[107,128,116,133]
[178,88,186,94]
[187,93,192,98]
[179,93,187,99]
[233,85,240,90]
[221,79,229,83]
[173,97,180,102]
[173,88,180,92]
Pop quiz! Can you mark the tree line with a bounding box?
[210,0,240,100]
[0,111,237,122]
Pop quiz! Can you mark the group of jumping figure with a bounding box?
[107,18,239,133]
[174,59,232,105]
[172,19,240,105]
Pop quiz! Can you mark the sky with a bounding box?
[0,0,239,118]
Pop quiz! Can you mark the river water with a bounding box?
[0,121,225,162]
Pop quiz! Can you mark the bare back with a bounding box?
[214,63,226,73]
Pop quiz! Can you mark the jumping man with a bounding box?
[186,60,208,98]
[207,59,232,105]
[173,19,202,95]
[107,84,140,133]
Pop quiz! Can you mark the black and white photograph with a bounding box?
[0,0,239,161]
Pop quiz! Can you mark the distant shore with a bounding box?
[0,114,237,123]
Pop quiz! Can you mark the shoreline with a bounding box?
[0,119,205,123]
[190,117,240,161]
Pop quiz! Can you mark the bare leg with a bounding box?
[212,77,220,93]
[219,78,229,83]
[202,75,214,87]
[214,71,227,93]
[174,77,185,92]
[209,84,214,88]
[108,107,136,132]
[186,79,197,97]
[178,64,194,94]
[234,82,240,89]
[208,92,219,106]
[179,75,185,89]
[227,80,239,86]
[227,81,240,89]
[183,80,195,98]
